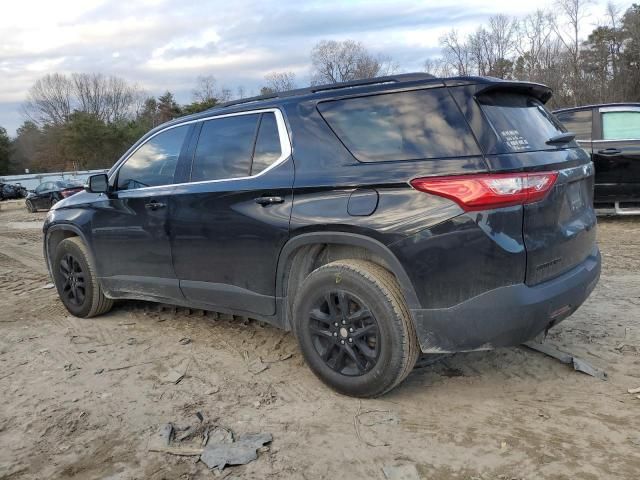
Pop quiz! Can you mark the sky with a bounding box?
[0,0,615,136]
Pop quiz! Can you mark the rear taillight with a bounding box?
[410,172,558,211]
[61,189,76,198]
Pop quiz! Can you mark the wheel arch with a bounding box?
[276,232,420,330]
[44,224,96,280]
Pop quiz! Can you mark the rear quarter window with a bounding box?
[478,92,573,153]
[317,88,481,162]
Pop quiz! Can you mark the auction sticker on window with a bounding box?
[500,130,531,150]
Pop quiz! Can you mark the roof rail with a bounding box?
[210,72,436,111]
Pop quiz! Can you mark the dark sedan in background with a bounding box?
[554,103,640,214]
[26,181,84,212]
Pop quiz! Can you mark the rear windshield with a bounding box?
[317,88,481,162]
[478,92,573,153]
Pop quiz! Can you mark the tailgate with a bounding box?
[473,87,598,285]
[523,162,597,285]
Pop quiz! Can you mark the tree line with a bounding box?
[1,1,639,175]
[434,1,640,108]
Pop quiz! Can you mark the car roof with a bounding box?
[554,102,640,114]
[109,73,552,177]
[152,73,553,132]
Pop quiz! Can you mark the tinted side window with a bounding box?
[191,115,259,182]
[602,111,640,140]
[318,88,480,162]
[117,125,189,190]
[251,113,282,175]
[555,110,592,140]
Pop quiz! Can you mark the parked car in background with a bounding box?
[0,182,28,200]
[554,103,640,214]
[44,74,600,397]
[26,180,84,212]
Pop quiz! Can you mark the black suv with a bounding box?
[554,103,640,214]
[44,74,601,397]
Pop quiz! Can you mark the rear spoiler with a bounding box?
[474,82,553,104]
[444,77,553,104]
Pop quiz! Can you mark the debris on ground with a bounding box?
[628,386,640,394]
[382,464,421,480]
[179,337,191,345]
[162,368,185,385]
[63,363,80,372]
[246,357,268,375]
[42,283,55,289]
[523,341,608,381]
[147,415,271,471]
[200,432,272,471]
[354,401,399,447]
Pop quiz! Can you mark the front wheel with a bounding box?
[52,237,113,318]
[292,259,419,398]
[25,200,36,213]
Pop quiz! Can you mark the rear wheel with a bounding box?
[52,237,113,318]
[292,259,419,397]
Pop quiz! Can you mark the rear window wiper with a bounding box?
[546,132,576,145]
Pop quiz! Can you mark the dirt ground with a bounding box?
[0,198,639,480]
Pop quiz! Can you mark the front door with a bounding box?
[169,110,293,316]
[90,124,192,300]
[33,182,52,209]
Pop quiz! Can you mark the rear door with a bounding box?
[169,109,293,316]
[476,90,597,285]
[593,106,640,203]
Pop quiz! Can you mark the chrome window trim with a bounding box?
[599,106,640,113]
[592,139,639,143]
[110,108,292,192]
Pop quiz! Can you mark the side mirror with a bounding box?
[85,174,109,194]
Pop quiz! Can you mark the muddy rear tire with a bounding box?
[52,237,113,318]
[292,259,419,398]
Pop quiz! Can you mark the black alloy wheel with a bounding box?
[293,259,420,397]
[308,291,380,376]
[59,253,86,306]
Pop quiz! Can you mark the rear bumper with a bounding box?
[411,247,601,353]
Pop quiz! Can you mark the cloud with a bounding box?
[0,0,611,135]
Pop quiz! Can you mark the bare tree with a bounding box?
[554,0,593,104]
[25,73,142,125]
[310,40,396,84]
[440,30,471,75]
[423,58,452,77]
[24,74,73,125]
[264,71,297,92]
[72,73,141,123]
[192,75,219,103]
[516,10,557,79]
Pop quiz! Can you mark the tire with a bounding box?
[25,200,35,213]
[292,259,420,397]
[52,237,113,318]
